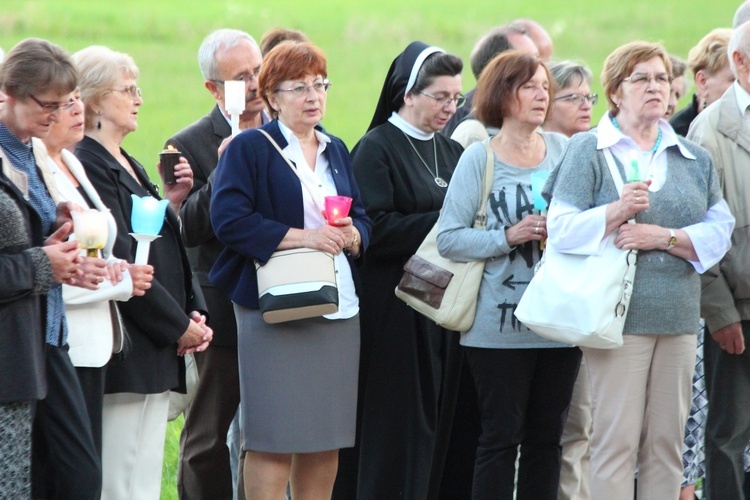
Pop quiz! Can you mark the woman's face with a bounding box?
[97,73,142,136]
[697,63,735,108]
[664,75,687,119]
[44,89,85,150]
[403,74,463,133]
[3,88,73,141]
[545,79,593,136]
[613,56,670,123]
[267,74,327,133]
[511,65,550,127]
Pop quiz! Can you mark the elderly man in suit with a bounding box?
[165,28,269,500]
[688,20,750,500]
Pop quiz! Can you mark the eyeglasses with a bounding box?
[274,80,332,97]
[211,67,261,86]
[622,73,671,88]
[418,90,466,108]
[555,93,598,106]
[113,85,142,98]
[28,94,78,113]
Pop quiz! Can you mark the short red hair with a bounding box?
[258,41,327,118]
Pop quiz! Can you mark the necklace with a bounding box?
[402,132,448,188]
[610,117,662,154]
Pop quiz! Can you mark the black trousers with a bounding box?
[464,346,581,500]
[704,322,750,500]
[31,344,101,500]
[178,345,241,500]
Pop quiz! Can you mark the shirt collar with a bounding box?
[595,111,695,160]
[733,80,750,117]
[277,120,331,148]
[387,111,434,140]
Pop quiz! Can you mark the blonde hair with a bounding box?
[601,41,672,116]
[72,46,139,130]
[688,28,733,78]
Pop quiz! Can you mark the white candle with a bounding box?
[225,80,245,114]
[72,209,109,256]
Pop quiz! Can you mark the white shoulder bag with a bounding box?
[514,148,637,349]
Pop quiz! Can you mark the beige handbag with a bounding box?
[254,129,339,324]
[394,142,494,332]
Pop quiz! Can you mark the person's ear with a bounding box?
[205,81,222,102]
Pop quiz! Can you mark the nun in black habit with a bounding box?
[333,41,478,500]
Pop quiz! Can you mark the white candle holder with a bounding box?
[130,195,169,265]
[224,80,245,137]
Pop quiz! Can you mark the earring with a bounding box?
[96,110,103,130]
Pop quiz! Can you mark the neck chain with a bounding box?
[611,117,662,154]
[402,132,447,188]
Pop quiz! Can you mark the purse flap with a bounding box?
[402,255,453,289]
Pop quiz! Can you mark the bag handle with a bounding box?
[602,148,625,196]
[474,143,495,229]
[602,148,638,231]
[257,128,326,213]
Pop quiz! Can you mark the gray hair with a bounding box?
[198,29,258,81]
[72,45,139,130]
[728,21,750,77]
[547,60,592,92]
[734,1,750,28]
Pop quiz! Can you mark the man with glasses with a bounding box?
[165,28,269,500]
[688,20,750,500]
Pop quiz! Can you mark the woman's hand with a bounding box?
[505,214,547,247]
[614,222,666,250]
[300,225,347,255]
[177,311,213,356]
[162,157,194,212]
[128,264,154,297]
[328,216,361,256]
[105,259,128,285]
[68,256,109,290]
[614,180,652,220]
[43,222,83,283]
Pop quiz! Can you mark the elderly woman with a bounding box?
[670,28,734,136]
[665,55,688,120]
[0,38,106,499]
[543,60,596,500]
[333,41,476,499]
[545,41,734,500]
[210,41,370,499]
[437,51,579,499]
[0,60,85,498]
[41,88,154,459]
[544,60,596,137]
[72,45,212,499]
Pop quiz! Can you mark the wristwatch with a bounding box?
[666,229,677,251]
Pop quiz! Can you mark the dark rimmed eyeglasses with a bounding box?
[555,93,598,106]
[274,80,332,97]
[418,90,466,109]
[28,94,78,113]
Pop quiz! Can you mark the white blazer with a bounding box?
[45,149,133,367]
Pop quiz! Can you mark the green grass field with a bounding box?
[0,1,737,498]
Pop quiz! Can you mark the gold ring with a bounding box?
[536,221,541,228]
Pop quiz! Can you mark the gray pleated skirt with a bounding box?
[234,305,360,453]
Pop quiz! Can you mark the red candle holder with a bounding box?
[324,196,353,224]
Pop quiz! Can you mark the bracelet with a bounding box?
[348,231,359,249]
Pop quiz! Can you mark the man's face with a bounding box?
[213,39,265,115]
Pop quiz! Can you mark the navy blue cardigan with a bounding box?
[209,120,371,309]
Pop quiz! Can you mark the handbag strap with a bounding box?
[602,148,638,233]
[257,128,326,213]
[474,143,495,230]
[602,148,625,196]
